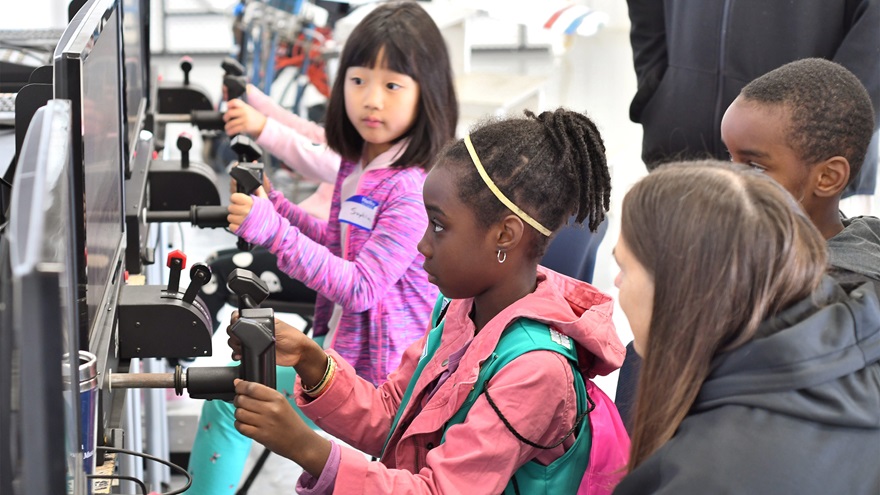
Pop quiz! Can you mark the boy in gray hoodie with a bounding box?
[721,57,880,284]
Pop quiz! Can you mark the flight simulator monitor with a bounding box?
[54,0,127,351]
[5,99,82,495]
[122,0,149,174]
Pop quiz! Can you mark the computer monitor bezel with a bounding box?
[54,0,127,351]
[121,0,150,178]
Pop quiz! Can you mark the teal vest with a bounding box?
[383,296,592,494]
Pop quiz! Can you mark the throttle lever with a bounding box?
[166,250,187,293]
[182,263,212,304]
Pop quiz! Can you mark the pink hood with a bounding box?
[522,266,625,376]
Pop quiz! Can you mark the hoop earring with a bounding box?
[496,250,507,264]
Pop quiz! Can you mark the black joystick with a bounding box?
[230,135,263,163]
[177,133,193,169]
[227,268,270,309]
[222,57,247,102]
[230,317,276,390]
[228,268,275,390]
[182,263,212,304]
[222,56,246,77]
[224,75,248,101]
[229,136,264,252]
[180,56,193,86]
[229,165,262,194]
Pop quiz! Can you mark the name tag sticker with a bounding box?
[340,195,379,231]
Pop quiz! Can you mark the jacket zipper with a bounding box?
[714,0,733,157]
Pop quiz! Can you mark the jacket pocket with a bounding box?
[629,63,667,123]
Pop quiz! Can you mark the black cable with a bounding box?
[483,385,595,450]
[236,447,271,495]
[87,474,147,495]
[152,225,162,253]
[96,446,192,495]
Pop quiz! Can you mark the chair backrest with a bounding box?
[540,216,608,283]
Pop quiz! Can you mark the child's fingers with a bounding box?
[233,420,259,440]
[227,213,248,226]
[228,218,245,232]
[225,121,241,136]
[234,379,279,401]
[227,203,251,216]
[232,395,261,420]
[230,192,253,206]
[223,106,242,121]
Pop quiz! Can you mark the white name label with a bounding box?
[339,195,379,231]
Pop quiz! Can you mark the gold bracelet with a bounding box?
[303,354,332,394]
[305,356,336,398]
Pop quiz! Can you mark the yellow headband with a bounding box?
[464,135,551,237]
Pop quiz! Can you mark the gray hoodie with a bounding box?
[613,277,880,494]
[828,215,880,283]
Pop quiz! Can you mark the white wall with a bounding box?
[1,0,69,29]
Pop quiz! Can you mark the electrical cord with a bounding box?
[87,474,147,495]
[96,446,192,495]
[176,222,186,254]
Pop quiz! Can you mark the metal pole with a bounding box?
[144,358,171,490]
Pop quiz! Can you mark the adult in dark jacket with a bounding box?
[611,162,880,494]
[616,56,880,434]
[626,0,880,196]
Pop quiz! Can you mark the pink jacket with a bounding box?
[296,267,629,494]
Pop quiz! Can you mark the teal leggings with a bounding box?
[183,363,318,494]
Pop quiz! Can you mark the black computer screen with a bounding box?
[54,0,126,348]
[122,0,148,172]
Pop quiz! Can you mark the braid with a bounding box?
[530,109,610,230]
[444,108,612,257]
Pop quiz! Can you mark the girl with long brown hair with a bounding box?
[612,161,880,494]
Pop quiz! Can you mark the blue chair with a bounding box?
[540,216,608,283]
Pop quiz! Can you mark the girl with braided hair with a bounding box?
[228,108,629,494]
